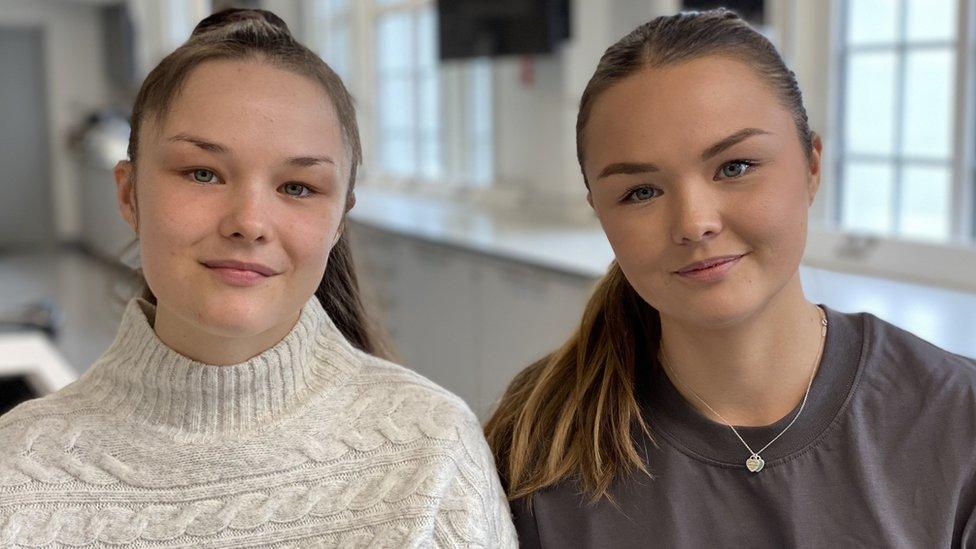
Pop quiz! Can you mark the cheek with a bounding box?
[737,176,810,264]
[287,208,344,266]
[137,185,206,258]
[132,198,195,298]
[596,206,668,278]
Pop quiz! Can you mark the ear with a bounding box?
[346,189,357,211]
[586,189,594,210]
[807,133,823,206]
[114,160,138,233]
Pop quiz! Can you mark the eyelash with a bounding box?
[183,169,317,199]
[621,159,759,203]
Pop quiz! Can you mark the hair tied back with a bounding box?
[191,8,290,39]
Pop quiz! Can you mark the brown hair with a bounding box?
[115,8,389,357]
[485,8,817,504]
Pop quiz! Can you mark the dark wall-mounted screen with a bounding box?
[438,0,571,60]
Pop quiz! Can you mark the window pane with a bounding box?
[470,138,492,185]
[376,11,412,72]
[418,71,438,133]
[468,60,492,135]
[418,7,437,69]
[325,21,351,81]
[845,52,896,156]
[379,74,414,132]
[902,48,954,159]
[382,133,415,176]
[906,0,956,42]
[168,0,191,46]
[847,0,899,45]
[420,136,442,180]
[467,60,492,184]
[899,164,951,241]
[842,162,894,234]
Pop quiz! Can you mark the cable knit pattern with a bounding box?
[0,296,518,548]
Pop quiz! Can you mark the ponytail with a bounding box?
[484,262,660,503]
[314,229,391,357]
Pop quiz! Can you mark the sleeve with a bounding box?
[430,414,520,548]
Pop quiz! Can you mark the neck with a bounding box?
[658,274,826,427]
[153,300,302,366]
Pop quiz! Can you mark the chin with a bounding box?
[189,296,265,329]
[645,288,759,329]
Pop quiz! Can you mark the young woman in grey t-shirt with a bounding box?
[486,9,976,548]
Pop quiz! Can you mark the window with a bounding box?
[309,0,493,186]
[835,0,963,243]
[310,0,353,82]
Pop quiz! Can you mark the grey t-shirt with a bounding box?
[510,305,976,548]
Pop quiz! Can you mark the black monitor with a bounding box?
[438,0,571,60]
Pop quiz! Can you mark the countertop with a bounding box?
[349,187,976,359]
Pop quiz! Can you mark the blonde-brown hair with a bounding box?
[116,8,389,357]
[485,8,816,503]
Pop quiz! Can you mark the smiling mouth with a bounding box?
[675,254,746,274]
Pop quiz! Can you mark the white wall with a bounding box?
[0,0,112,242]
[490,0,680,214]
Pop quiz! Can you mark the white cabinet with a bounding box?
[349,222,596,419]
[474,260,592,415]
[390,240,481,404]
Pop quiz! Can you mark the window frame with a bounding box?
[303,0,494,191]
[798,0,976,293]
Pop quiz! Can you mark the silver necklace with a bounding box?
[657,307,827,473]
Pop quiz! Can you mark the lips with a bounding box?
[676,254,746,274]
[202,259,277,276]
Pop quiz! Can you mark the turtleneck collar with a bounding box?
[66,294,361,441]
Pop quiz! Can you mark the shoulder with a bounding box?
[848,310,976,433]
[0,385,86,436]
[344,350,484,440]
[343,352,518,542]
[859,310,976,386]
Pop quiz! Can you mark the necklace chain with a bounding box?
[657,306,828,472]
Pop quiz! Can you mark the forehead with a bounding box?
[146,58,343,157]
[584,55,792,163]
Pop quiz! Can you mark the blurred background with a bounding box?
[1,0,974,418]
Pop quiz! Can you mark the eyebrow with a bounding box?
[167,133,336,167]
[596,127,771,180]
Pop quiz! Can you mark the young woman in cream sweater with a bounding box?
[0,9,516,548]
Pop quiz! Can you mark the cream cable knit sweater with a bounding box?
[0,295,518,548]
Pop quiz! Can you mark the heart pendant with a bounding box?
[745,455,764,473]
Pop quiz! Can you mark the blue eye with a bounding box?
[624,186,660,203]
[191,169,217,184]
[283,182,314,199]
[717,160,756,179]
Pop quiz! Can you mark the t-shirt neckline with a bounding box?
[636,304,867,469]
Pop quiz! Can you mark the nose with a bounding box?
[669,182,722,245]
[219,183,270,242]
